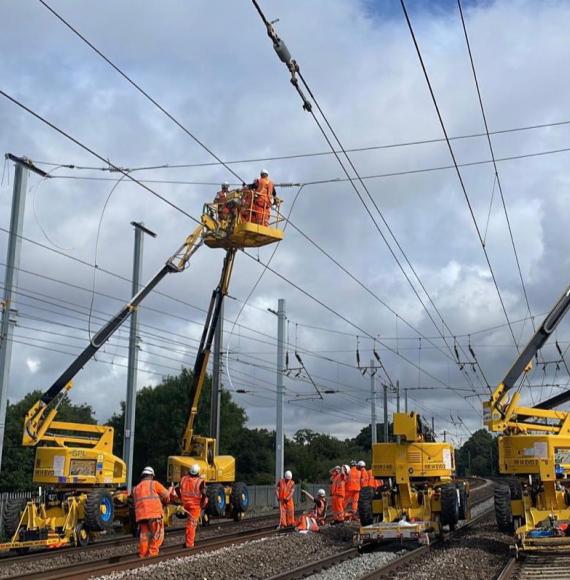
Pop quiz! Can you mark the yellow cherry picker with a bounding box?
[484,283,570,553]
[0,187,283,551]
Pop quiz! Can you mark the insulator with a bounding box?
[273,38,292,64]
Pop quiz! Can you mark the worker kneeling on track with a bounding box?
[179,463,208,548]
[301,488,328,526]
[132,466,172,559]
[276,470,296,528]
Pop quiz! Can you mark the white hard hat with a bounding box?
[189,464,200,476]
[141,466,155,477]
[222,181,229,186]
[284,470,293,480]
[358,460,366,468]
[260,168,269,175]
[317,489,326,497]
[342,464,350,474]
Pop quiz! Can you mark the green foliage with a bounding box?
[456,429,498,476]
[0,390,96,490]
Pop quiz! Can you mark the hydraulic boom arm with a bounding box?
[23,224,207,446]
[484,283,570,433]
[181,247,236,453]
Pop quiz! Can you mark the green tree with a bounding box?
[108,368,247,482]
[456,429,498,476]
[0,390,96,490]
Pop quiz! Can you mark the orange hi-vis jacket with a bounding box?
[368,469,375,486]
[277,479,295,501]
[132,479,169,521]
[360,467,372,487]
[346,466,362,492]
[179,475,205,507]
[255,176,275,201]
[331,473,345,498]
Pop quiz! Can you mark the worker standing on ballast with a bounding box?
[330,466,345,524]
[345,461,361,520]
[179,464,208,549]
[358,460,370,488]
[276,470,295,528]
[131,466,171,558]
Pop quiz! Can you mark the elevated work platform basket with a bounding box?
[203,188,285,249]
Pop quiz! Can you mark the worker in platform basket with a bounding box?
[276,469,296,528]
[301,488,328,526]
[214,182,231,221]
[131,466,172,558]
[179,463,208,549]
[344,461,361,520]
[243,169,277,226]
[330,466,345,524]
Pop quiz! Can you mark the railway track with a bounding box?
[266,481,496,580]
[8,523,284,580]
[0,511,281,565]
[497,552,570,580]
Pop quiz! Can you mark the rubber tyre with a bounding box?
[231,482,249,517]
[206,484,226,518]
[456,483,469,521]
[508,478,523,500]
[358,486,375,526]
[2,499,26,540]
[85,489,114,532]
[494,485,513,533]
[440,485,459,531]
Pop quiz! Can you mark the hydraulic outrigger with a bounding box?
[0,188,284,551]
[484,284,570,552]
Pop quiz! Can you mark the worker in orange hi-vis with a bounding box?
[252,169,276,226]
[276,470,296,528]
[358,460,370,488]
[345,461,361,519]
[179,464,208,548]
[214,182,230,220]
[330,466,345,524]
[131,466,171,558]
[302,488,328,526]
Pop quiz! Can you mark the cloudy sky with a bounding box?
[1,0,570,448]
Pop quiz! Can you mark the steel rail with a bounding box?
[10,524,284,580]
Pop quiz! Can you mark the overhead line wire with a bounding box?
[31,117,570,171]
[400,0,519,351]
[37,0,245,185]
[457,0,536,334]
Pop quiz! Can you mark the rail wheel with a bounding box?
[74,523,90,547]
[440,485,459,531]
[494,485,513,533]
[85,489,114,532]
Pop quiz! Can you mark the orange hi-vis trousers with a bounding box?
[279,498,295,527]
[332,495,345,522]
[138,518,164,558]
[184,504,202,548]
[344,491,359,517]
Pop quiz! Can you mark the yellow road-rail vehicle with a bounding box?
[484,283,570,553]
[0,189,283,552]
[355,412,470,547]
